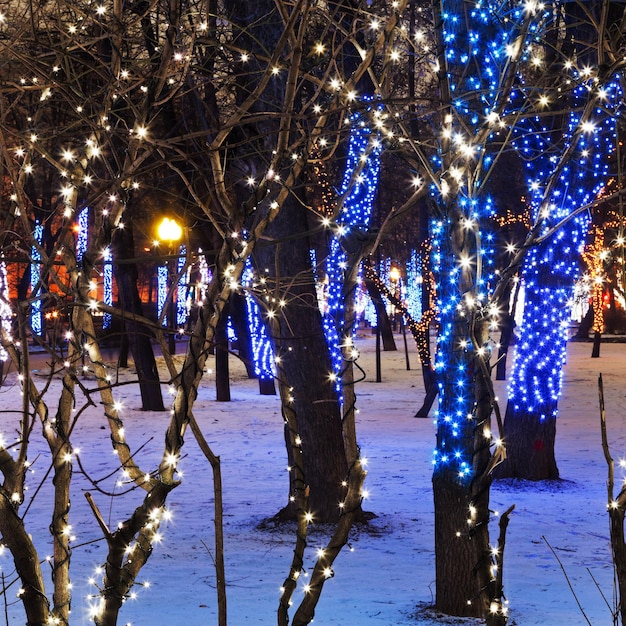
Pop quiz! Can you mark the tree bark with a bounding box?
[591,330,602,358]
[432,477,491,617]
[575,305,593,339]
[0,496,49,625]
[431,197,495,617]
[432,316,494,617]
[111,225,165,411]
[118,330,129,368]
[495,310,514,381]
[229,291,256,379]
[494,274,519,381]
[225,0,348,522]
[415,363,437,417]
[215,307,231,402]
[494,402,559,480]
[255,197,348,523]
[599,373,626,625]
[364,275,397,351]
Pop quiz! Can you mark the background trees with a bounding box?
[496,2,626,481]
[385,0,626,618]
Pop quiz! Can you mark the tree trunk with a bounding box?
[225,0,347,521]
[431,202,495,617]
[494,402,559,480]
[432,317,494,616]
[575,305,593,340]
[229,291,256,379]
[255,197,348,523]
[591,330,602,358]
[493,272,518,381]
[215,308,231,402]
[111,225,165,411]
[433,477,491,617]
[495,311,514,381]
[0,497,49,625]
[275,322,349,522]
[118,329,129,368]
[364,276,397,351]
[415,363,437,417]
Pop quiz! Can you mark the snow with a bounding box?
[1,332,624,625]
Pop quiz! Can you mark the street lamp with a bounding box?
[157,217,183,244]
[157,217,182,354]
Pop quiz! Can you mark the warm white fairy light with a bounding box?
[581,120,596,133]
[164,452,178,467]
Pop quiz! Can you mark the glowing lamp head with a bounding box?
[157,217,182,243]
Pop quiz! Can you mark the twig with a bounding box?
[543,535,592,626]
[188,413,227,626]
[84,492,113,541]
[599,373,626,625]
[586,567,615,616]
[599,374,614,501]
[2,572,8,626]
[486,504,515,626]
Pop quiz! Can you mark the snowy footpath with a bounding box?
[1,333,624,625]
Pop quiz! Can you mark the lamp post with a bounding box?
[157,217,183,354]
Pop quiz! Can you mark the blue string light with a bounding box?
[323,102,382,396]
[406,249,424,322]
[176,245,187,326]
[507,81,622,420]
[431,1,622,482]
[431,1,547,480]
[243,256,275,382]
[76,208,88,262]
[0,257,10,361]
[157,264,168,325]
[31,222,43,336]
[102,247,112,330]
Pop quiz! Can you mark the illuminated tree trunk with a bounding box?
[433,320,494,617]
[255,195,349,523]
[497,231,579,481]
[229,291,257,379]
[432,213,495,618]
[226,0,349,522]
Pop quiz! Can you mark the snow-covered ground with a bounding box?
[1,331,624,625]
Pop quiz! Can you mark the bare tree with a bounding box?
[0,0,405,624]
